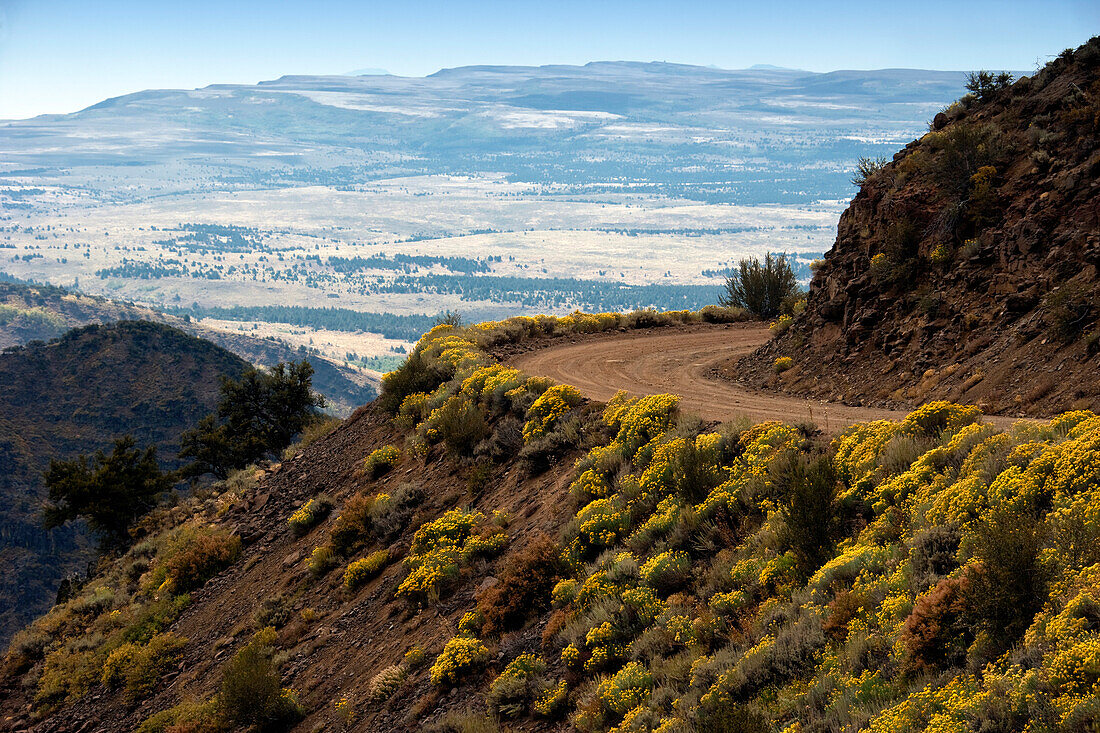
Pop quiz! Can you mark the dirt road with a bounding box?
[510,324,1024,434]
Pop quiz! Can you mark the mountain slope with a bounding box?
[0,320,251,644]
[4,309,1100,733]
[739,38,1100,414]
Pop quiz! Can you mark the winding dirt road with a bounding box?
[510,324,1023,434]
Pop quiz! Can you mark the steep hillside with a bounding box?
[0,320,250,645]
[0,280,376,416]
[5,311,1100,733]
[739,37,1100,415]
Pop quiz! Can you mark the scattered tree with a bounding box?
[965,70,1014,103]
[435,309,463,327]
[181,361,324,479]
[719,253,800,319]
[850,156,888,187]
[43,436,174,548]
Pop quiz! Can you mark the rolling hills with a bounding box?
[0,62,977,356]
[0,280,376,416]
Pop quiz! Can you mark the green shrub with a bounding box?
[123,593,192,645]
[466,461,493,496]
[851,156,888,187]
[933,122,1005,197]
[966,508,1049,651]
[424,396,491,455]
[719,253,800,319]
[254,594,292,629]
[369,483,425,542]
[220,628,303,731]
[287,494,333,535]
[136,698,224,733]
[1045,282,1094,343]
[774,356,794,373]
[101,632,188,702]
[362,445,401,478]
[626,308,668,329]
[777,455,838,580]
[699,304,750,323]
[344,550,390,591]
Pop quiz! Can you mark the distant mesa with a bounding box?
[343,67,392,76]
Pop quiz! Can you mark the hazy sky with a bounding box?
[0,0,1095,119]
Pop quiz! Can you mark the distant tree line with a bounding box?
[325,253,493,275]
[378,273,722,311]
[163,304,438,341]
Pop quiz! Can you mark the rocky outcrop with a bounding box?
[739,37,1100,416]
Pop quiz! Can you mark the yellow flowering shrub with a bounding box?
[770,314,793,336]
[598,662,653,716]
[524,384,584,442]
[898,401,981,439]
[534,679,568,717]
[397,509,506,601]
[343,549,389,591]
[287,495,333,536]
[576,497,631,549]
[640,550,690,591]
[552,578,579,607]
[429,634,490,685]
[361,445,401,478]
[487,653,548,717]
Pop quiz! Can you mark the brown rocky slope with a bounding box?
[738,37,1100,416]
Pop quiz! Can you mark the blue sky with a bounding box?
[0,0,1095,119]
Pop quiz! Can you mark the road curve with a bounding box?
[509,324,1023,434]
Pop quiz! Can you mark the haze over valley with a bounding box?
[1,62,971,373]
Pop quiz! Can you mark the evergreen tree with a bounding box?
[43,436,174,548]
[180,360,324,479]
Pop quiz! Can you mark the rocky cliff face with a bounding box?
[740,38,1100,415]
